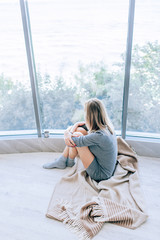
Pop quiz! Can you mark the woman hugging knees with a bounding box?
[43,98,117,182]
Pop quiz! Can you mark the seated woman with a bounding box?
[43,98,117,182]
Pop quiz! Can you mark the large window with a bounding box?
[28,0,128,132]
[127,0,160,137]
[0,0,36,134]
[0,0,159,139]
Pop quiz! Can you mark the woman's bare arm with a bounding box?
[70,121,86,133]
[64,129,76,147]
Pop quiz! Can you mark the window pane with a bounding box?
[0,0,36,134]
[28,0,128,132]
[127,0,160,137]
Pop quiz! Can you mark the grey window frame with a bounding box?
[122,0,135,139]
[20,0,42,137]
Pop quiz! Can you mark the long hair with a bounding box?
[84,98,114,134]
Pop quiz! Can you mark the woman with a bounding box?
[43,98,117,181]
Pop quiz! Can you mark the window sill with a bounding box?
[0,131,159,157]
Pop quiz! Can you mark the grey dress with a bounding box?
[72,129,117,181]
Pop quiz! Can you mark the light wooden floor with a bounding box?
[0,152,160,240]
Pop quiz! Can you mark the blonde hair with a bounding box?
[84,98,114,134]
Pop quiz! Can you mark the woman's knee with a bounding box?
[76,127,88,135]
[72,131,83,137]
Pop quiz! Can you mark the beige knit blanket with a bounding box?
[46,137,148,239]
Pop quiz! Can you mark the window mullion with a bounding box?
[19,0,42,137]
[122,0,135,139]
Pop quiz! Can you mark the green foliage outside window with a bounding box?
[0,41,159,133]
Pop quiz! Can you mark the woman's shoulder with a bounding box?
[90,129,109,138]
[90,128,116,137]
[91,129,104,135]
[88,130,104,140]
[95,128,110,135]
[96,129,116,139]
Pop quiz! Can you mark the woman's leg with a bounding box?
[76,146,94,169]
[69,129,94,169]
[43,127,87,169]
[66,146,77,167]
[67,127,88,166]
[65,126,88,158]
[74,143,99,181]
[62,145,69,158]
[66,128,97,178]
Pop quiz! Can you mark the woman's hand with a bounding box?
[64,129,76,147]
